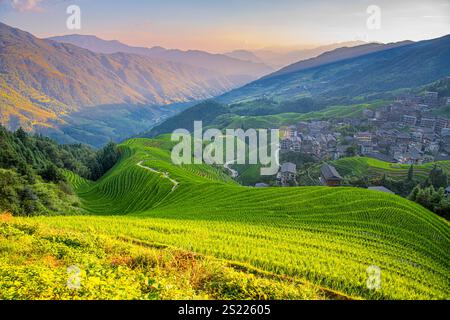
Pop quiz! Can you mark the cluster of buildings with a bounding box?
[352,92,450,164]
[280,122,342,160]
[279,91,450,166]
[275,162,343,187]
[267,88,450,188]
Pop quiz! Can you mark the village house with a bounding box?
[280,138,292,152]
[285,125,298,139]
[320,164,343,187]
[291,136,302,152]
[411,131,423,143]
[361,144,375,155]
[301,136,315,154]
[296,121,309,133]
[435,117,449,134]
[363,109,375,119]
[281,136,302,153]
[420,117,436,130]
[335,145,349,160]
[445,186,450,197]
[402,115,417,127]
[355,132,372,145]
[425,142,440,155]
[424,91,439,106]
[396,132,411,145]
[277,162,297,186]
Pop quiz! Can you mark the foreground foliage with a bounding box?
[0,212,326,300]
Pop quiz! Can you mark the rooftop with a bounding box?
[281,162,297,174]
[255,183,269,188]
[368,186,395,194]
[321,164,343,180]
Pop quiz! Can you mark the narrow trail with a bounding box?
[137,161,179,192]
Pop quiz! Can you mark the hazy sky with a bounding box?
[1,0,449,52]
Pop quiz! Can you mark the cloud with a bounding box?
[7,0,44,12]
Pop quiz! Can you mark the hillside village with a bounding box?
[276,86,450,187]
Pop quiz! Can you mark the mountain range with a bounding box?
[225,41,367,69]
[0,22,271,145]
[48,34,273,86]
[147,34,450,136]
[219,34,450,104]
[2,20,449,147]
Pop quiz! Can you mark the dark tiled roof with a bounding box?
[281,162,297,174]
[321,164,343,180]
[255,183,269,188]
[368,186,395,194]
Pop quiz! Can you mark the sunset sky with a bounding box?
[1,0,449,52]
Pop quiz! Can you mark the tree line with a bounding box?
[0,126,120,215]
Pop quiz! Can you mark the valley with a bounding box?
[0,23,273,146]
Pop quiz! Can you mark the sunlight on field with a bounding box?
[2,138,448,300]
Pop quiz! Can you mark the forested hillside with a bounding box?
[0,126,120,215]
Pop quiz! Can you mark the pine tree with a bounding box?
[429,165,448,189]
[407,165,414,181]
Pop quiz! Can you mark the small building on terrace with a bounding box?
[277,162,297,186]
[320,164,343,187]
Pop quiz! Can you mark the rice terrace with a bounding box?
[0,0,450,307]
[1,138,448,300]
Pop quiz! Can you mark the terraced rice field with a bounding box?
[333,157,450,182]
[1,139,449,300]
[301,157,450,185]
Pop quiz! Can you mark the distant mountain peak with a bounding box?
[218,34,450,103]
[264,40,415,79]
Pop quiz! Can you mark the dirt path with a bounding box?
[137,161,179,192]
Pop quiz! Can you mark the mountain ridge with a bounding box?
[48,34,274,85]
[218,34,450,104]
[264,41,414,80]
[0,22,250,144]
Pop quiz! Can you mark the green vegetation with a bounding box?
[426,77,450,98]
[1,137,449,300]
[223,101,387,130]
[409,186,450,220]
[0,212,326,300]
[300,156,450,219]
[0,169,83,216]
[302,157,450,184]
[147,99,388,137]
[0,126,120,215]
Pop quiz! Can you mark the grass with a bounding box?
[327,157,450,182]
[0,212,326,300]
[1,138,449,300]
[224,101,387,130]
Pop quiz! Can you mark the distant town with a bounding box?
[275,88,450,187]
